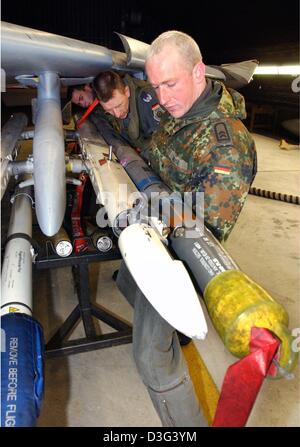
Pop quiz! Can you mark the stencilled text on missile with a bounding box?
[4,337,19,426]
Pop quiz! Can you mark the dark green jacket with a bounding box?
[149,81,257,242]
[109,75,165,150]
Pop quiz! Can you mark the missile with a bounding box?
[1,113,28,200]
[80,138,139,230]
[32,71,66,236]
[119,223,207,339]
[1,72,67,237]
[77,118,298,377]
[1,183,34,316]
[79,129,207,339]
[1,181,44,426]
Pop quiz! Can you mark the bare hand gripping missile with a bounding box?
[78,117,298,378]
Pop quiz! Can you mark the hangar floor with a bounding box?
[4,132,300,427]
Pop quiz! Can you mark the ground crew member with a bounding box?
[92,70,164,153]
[116,30,257,427]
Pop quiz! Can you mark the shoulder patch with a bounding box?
[214,121,232,146]
[151,103,164,122]
[141,92,153,102]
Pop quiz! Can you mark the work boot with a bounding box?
[177,331,192,346]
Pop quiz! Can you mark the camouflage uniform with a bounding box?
[149,80,257,241]
[116,81,256,428]
[107,74,164,151]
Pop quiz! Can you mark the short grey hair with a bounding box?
[146,30,202,70]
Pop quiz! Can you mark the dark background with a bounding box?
[2,0,299,63]
[2,0,299,136]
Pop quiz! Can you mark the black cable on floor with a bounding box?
[249,187,300,205]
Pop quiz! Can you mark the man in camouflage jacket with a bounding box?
[93,71,164,151]
[149,78,256,241]
[116,30,257,428]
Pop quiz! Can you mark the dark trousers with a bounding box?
[116,261,207,427]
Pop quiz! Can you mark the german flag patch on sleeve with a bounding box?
[213,165,231,175]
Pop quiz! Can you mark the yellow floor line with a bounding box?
[182,341,220,426]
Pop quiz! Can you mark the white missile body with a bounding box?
[33,71,66,236]
[81,139,141,229]
[1,186,33,316]
[80,135,207,339]
[119,223,207,339]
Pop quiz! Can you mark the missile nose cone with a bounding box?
[119,223,207,339]
[35,195,65,237]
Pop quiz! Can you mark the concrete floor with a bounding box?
[4,132,300,427]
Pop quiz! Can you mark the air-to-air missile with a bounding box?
[1,181,44,427]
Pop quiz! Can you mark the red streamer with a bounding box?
[212,327,280,427]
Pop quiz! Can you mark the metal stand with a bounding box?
[35,248,132,358]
